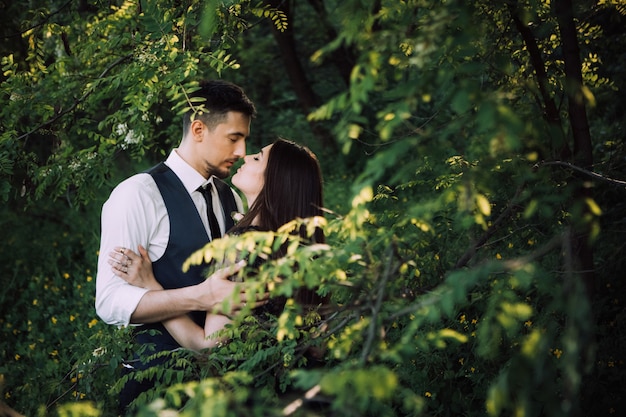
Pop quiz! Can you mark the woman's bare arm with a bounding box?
[162,313,232,351]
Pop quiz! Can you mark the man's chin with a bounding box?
[206,162,232,179]
[214,168,231,179]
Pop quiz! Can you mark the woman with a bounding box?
[108,138,326,351]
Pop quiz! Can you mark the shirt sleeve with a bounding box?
[94,174,161,327]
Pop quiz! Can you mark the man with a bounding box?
[95,80,256,411]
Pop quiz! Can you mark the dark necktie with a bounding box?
[198,184,221,240]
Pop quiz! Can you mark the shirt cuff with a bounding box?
[96,283,150,327]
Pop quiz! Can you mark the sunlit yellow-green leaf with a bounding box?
[56,402,101,417]
[476,194,491,216]
[438,328,469,343]
[521,329,543,358]
[585,198,602,216]
[352,186,373,207]
[486,380,507,416]
[582,85,596,106]
[348,124,361,139]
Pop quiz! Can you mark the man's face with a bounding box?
[198,111,250,179]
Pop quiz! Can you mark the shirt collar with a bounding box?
[164,149,215,195]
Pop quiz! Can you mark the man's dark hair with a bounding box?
[183,80,256,132]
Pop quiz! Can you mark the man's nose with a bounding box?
[234,140,246,158]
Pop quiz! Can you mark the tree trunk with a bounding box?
[266,0,338,150]
[305,0,356,85]
[555,0,596,296]
[510,0,595,296]
[508,2,571,160]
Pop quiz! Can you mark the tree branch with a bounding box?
[389,233,566,322]
[282,384,323,415]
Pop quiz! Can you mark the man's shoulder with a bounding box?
[115,171,155,189]
[108,171,160,202]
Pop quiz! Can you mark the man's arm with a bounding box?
[105,243,268,325]
[95,174,160,326]
[130,270,244,324]
[96,174,253,327]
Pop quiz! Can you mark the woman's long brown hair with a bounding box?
[231,138,327,306]
[233,138,324,242]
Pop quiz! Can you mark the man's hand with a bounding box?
[199,260,269,315]
[128,258,269,324]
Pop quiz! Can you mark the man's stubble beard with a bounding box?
[204,161,230,179]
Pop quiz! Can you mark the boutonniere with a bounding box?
[231,211,244,223]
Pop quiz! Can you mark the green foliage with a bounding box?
[2,0,626,416]
[0,197,124,412]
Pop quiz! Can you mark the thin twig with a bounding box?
[2,0,72,40]
[537,160,626,187]
[455,185,525,269]
[360,244,394,364]
[16,54,132,143]
[500,232,565,270]
[282,384,322,415]
[390,233,565,322]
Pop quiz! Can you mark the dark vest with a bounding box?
[135,162,238,358]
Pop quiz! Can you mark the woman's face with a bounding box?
[232,143,272,205]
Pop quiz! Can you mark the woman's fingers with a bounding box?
[108,246,144,279]
[107,258,128,277]
[109,246,144,270]
[109,247,131,265]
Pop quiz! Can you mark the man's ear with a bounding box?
[190,119,205,142]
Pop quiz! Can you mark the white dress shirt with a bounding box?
[95,149,243,327]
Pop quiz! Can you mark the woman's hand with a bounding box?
[108,245,162,290]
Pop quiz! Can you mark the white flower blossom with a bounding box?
[114,123,128,136]
[124,129,143,145]
[92,347,106,357]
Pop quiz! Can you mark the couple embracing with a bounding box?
[94,80,328,413]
